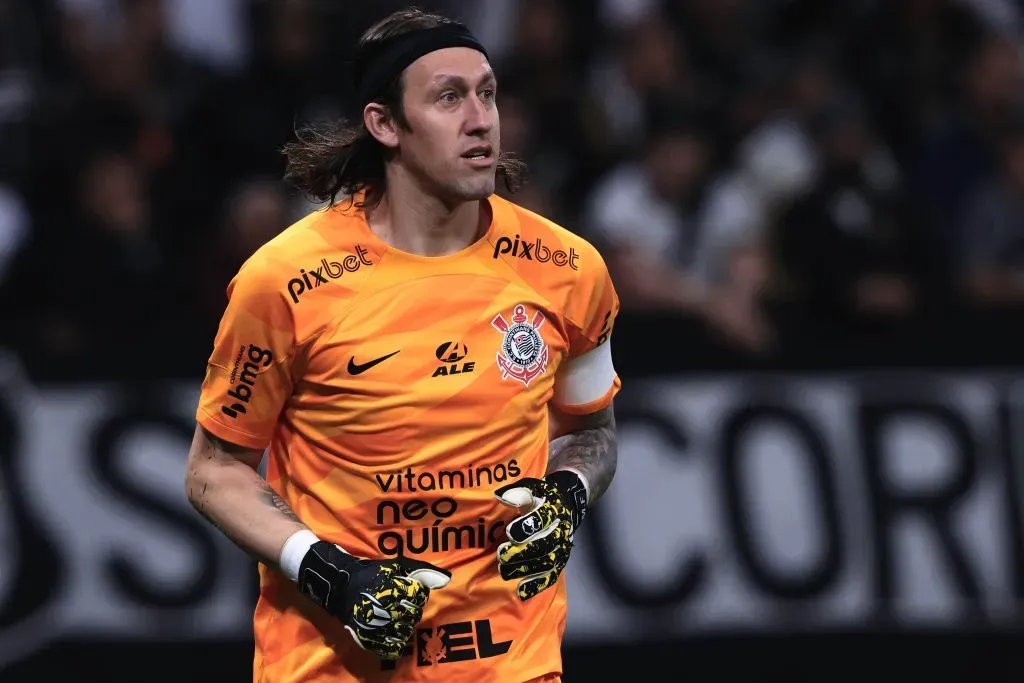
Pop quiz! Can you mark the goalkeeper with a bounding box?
[184,6,619,682]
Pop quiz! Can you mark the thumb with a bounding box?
[494,478,544,509]
[398,557,452,590]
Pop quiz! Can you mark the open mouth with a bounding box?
[462,146,494,162]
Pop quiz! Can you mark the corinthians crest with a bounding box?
[491,304,549,387]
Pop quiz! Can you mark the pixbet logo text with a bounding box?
[492,234,579,270]
[287,246,373,303]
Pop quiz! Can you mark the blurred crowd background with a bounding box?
[2,1,1024,681]
[1,0,1022,382]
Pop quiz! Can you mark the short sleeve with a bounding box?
[552,245,621,414]
[195,258,296,450]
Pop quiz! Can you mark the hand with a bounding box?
[296,542,451,659]
[702,288,774,352]
[494,471,588,601]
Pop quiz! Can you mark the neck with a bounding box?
[366,166,488,257]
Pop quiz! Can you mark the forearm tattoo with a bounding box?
[189,429,303,539]
[259,484,302,523]
[548,406,618,503]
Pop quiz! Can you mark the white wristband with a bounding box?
[558,466,591,503]
[279,529,320,583]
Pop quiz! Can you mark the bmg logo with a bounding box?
[221,344,274,419]
[492,234,579,270]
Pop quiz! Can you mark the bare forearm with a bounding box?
[186,430,306,568]
[548,407,617,503]
[620,263,707,311]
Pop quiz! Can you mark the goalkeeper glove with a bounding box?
[494,470,588,601]
[296,541,452,659]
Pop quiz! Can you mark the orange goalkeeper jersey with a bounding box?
[195,194,621,683]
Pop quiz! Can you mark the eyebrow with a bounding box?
[431,72,497,89]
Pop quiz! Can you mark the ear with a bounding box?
[364,103,400,150]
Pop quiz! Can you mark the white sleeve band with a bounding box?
[553,340,617,408]
[279,529,320,583]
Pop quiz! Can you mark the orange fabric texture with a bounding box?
[196,195,619,682]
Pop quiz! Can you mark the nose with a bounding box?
[463,93,494,137]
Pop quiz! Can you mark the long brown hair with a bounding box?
[282,8,526,208]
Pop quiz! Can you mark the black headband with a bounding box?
[353,23,490,109]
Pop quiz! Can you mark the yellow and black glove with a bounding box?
[494,470,589,601]
[297,542,451,659]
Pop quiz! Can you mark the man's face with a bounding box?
[394,47,500,202]
[646,133,707,201]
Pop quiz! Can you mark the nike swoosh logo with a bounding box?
[347,350,400,375]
